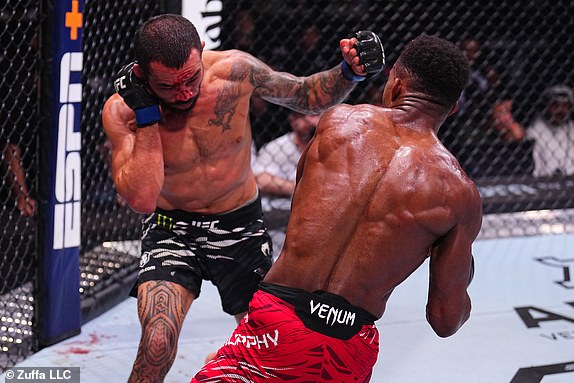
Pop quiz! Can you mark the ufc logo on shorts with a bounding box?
[191,220,220,229]
[114,75,126,92]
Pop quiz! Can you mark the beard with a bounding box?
[161,92,200,113]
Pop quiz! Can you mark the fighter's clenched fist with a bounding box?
[340,30,385,81]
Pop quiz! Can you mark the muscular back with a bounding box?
[265,103,482,319]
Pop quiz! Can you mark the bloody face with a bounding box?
[145,50,203,111]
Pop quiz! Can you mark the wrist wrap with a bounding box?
[341,60,367,82]
[135,105,161,127]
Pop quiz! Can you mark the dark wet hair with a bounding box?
[134,14,202,74]
[396,34,469,106]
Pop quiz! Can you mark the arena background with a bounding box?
[1,0,573,372]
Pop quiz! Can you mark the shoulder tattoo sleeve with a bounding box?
[208,61,249,132]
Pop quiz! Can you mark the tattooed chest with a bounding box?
[159,77,251,169]
[203,80,249,133]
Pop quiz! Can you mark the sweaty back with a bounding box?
[266,103,473,317]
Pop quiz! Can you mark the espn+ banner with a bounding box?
[41,0,83,346]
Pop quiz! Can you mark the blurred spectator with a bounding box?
[254,111,320,257]
[0,29,38,218]
[249,91,291,152]
[0,17,39,293]
[526,85,574,176]
[227,8,257,55]
[1,143,36,217]
[482,63,525,142]
[440,37,529,178]
[459,37,525,141]
[254,112,319,198]
[289,22,325,75]
[0,137,37,294]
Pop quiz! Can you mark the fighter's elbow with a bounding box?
[426,305,470,338]
[125,195,157,214]
[114,171,160,214]
[116,186,157,214]
[127,197,156,214]
[428,320,460,338]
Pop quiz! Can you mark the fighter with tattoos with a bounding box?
[101,14,384,382]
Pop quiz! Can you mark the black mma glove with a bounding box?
[341,30,385,82]
[113,62,161,127]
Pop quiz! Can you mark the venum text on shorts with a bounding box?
[4,367,80,382]
[310,300,356,327]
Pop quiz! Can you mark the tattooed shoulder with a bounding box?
[208,55,253,132]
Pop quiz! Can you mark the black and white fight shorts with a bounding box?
[133,194,273,315]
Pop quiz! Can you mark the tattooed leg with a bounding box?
[128,280,194,383]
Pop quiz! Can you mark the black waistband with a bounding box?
[155,194,263,229]
[259,282,376,340]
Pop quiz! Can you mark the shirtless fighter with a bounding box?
[101,14,384,383]
[192,34,482,383]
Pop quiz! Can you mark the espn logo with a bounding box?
[54,52,82,250]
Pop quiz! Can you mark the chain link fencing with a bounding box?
[0,0,167,371]
[0,0,42,370]
[220,0,574,237]
[81,0,166,322]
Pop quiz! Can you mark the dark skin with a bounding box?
[102,36,366,382]
[265,63,483,338]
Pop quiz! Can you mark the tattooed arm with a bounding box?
[242,36,365,113]
[253,63,355,114]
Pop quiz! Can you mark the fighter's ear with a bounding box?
[391,77,403,102]
[132,62,144,79]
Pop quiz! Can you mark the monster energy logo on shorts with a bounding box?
[157,213,174,230]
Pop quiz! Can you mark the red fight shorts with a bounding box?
[191,282,380,383]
